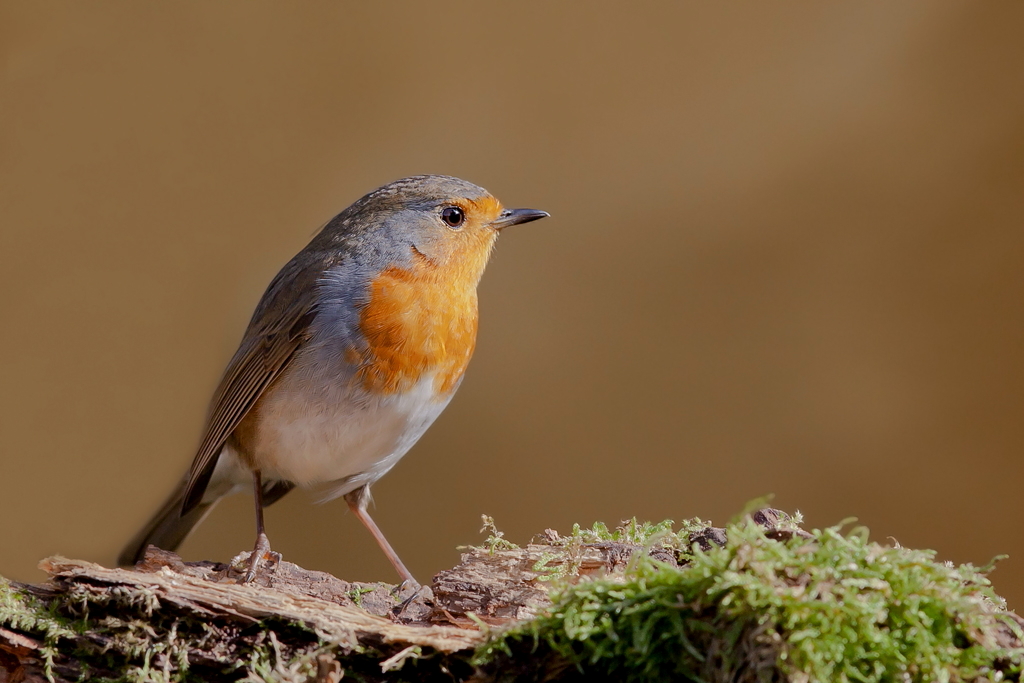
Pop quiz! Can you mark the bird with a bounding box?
[118,175,548,583]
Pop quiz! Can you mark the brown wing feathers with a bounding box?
[180,259,326,515]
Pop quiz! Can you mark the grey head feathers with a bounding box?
[307,175,492,263]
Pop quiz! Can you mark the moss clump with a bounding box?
[2,512,1020,682]
[0,577,80,679]
[559,516,714,547]
[0,576,438,683]
[477,519,1024,683]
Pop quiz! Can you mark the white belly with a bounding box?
[247,372,451,500]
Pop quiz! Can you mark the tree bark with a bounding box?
[2,511,1019,683]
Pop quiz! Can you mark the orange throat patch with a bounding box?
[355,243,493,396]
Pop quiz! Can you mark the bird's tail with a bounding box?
[118,468,294,567]
[117,480,219,567]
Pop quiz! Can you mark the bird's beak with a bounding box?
[491,208,549,230]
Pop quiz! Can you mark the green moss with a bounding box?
[346,585,376,608]
[3,512,1020,682]
[479,514,519,553]
[564,517,699,546]
[1,575,338,682]
[1,573,467,682]
[1,578,82,679]
[476,519,1023,682]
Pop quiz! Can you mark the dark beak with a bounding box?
[492,208,549,230]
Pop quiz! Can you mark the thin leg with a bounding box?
[242,470,276,583]
[345,487,417,585]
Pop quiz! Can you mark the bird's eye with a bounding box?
[440,206,465,229]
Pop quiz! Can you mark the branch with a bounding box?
[2,510,1021,682]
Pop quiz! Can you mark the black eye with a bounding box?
[440,206,465,228]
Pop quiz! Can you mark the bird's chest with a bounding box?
[354,263,480,396]
[235,265,478,489]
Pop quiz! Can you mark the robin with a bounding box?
[118,175,548,583]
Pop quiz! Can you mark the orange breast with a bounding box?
[355,253,483,396]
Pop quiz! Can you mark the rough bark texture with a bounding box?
[1,511,1018,683]
[1,528,686,682]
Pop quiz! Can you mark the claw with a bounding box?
[391,578,421,596]
[391,582,433,619]
[241,532,277,583]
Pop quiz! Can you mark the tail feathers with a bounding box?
[118,481,218,567]
[118,475,295,567]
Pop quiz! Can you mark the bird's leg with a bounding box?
[344,487,417,586]
[242,470,279,583]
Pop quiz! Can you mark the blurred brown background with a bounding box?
[2,2,1023,606]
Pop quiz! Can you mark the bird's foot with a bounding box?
[390,577,422,595]
[238,532,280,584]
[390,579,434,620]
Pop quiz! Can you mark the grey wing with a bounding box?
[180,255,328,515]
